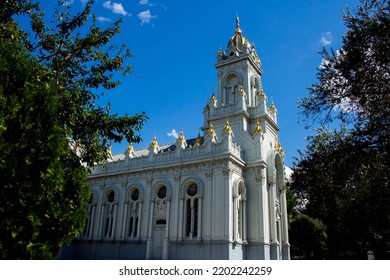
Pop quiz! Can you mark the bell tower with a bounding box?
[215,16,263,108]
[203,16,279,152]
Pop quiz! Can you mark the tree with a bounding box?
[291,127,390,258]
[0,0,147,259]
[292,0,390,259]
[299,0,389,157]
[299,0,390,133]
[289,213,327,259]
[0,38,90,259]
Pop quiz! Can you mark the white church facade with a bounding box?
[62,17,290,260]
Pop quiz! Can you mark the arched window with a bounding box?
[233,181,247,243]
[227,74,238,104]
[251,76,262,106]
[178,178,203,241]
[128,188,139,238]
[104,190,115,238]
[82,190,97,239]
[121,185,144,240]
[237,187,243,240]
[222,73,239,105]
[99,188,118,239]
[182,181,204,240]
[185,183,199,238]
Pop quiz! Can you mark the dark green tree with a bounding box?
[292,0,390,259]
[289,213,327,259]
[0,38,90,259]
[299,0,390,134]
[0,0,147,259]
[291,128,390,259]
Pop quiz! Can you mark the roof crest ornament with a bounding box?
[177,128,188,149]
[126,142,136,158]
[150,131,160,154]
[235,15,242,35]
[222,115,234,137]
[207,120,218,143]
[253,117,263,136]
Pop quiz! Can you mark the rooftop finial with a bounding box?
[222,115,233,136]
[235,14,241,34]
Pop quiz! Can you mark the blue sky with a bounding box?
[39,0,360,167]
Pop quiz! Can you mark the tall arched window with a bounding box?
[104,190,115,238]
[99,188,118,239]
[178,177,203,240]
[180,178,203,241]
[185,183,199,238]
[128,188,140,238]
[223,73,239,105]
[227,74,238,104]
[233,181,247,243]
[82,190,97,239]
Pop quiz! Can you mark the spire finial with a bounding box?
[253,117,263,136]
[178,128,185,143]
[235,13,241,34]
[223,115,233,136]
[270,97,277,112]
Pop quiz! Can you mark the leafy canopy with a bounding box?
[2,0,147,166]
[291,0,390,259]
[0,0,147,259]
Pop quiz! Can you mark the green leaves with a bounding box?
[292,0,390,259]
[28,1,147,166]
[1,0,146,259]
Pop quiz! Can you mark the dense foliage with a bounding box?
[291,0,390,259]
[0,0,147,259]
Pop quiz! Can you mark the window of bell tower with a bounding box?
[224,73,238,105]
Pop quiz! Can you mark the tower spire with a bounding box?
[235,14,242,34]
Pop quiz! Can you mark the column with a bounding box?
[190,199,195,239]
[269,174,279,259]
[205,167,213,240]
[111,204,117,239]
[178,198,184,240]
[98,204,105,239]
[280,189,290,260]
[136,202,143,239]
[233,195,238,241]
[163,200,171,260]
[145,200,154,259]
[223,168,233,241]
[197,197,202,241]
[121,203,128,239]
[89,205,96,239]
[242,199,247,244]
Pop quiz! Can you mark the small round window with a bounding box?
[107,190,115,203]
[157,186,167,199]
[187,183,198,196]
[131,189,139,201]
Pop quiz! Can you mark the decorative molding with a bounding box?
[126,183,145,203]
[180,177,204,199]
[152,180,172,201]
[102,185,121,204]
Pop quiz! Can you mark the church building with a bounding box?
[62,17,290,260]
